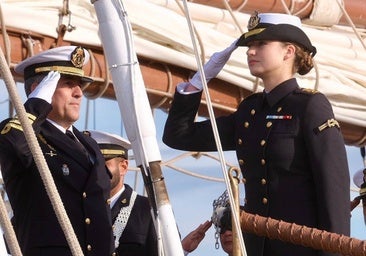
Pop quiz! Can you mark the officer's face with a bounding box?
[105,157,128,197]
[105,157,122,191]
[47,76,83,129]
[246,40,292,80]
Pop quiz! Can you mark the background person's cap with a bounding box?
[86,130,131,160]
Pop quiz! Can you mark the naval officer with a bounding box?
[0,46,115,256]
[88,130,158,256]
[163,12,350,256]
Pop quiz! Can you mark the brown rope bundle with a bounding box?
[240,211,366,256]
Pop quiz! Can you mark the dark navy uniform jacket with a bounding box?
[163,78,350,256]
[111,184,158,256]
[0,98,115,256]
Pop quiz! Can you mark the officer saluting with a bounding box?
[163,12,350,256]
[0,46,115,255]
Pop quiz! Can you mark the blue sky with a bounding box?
[0,83,365,255]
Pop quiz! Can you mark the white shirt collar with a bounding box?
[110,185,125,208]
[47,119,74,134]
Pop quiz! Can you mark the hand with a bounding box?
[189,39,238,90]
[181,220,212,253]
[28,71,61,103]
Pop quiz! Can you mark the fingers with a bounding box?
[28,71,61,103]
[196,220,212,235]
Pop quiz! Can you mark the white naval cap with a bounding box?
[86,130,131,160]
[15,45,93,82]
[255,13,302,28]
[236,12,316,57]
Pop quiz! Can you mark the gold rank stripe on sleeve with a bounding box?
[0,113,36,134]
[316,118,340,133]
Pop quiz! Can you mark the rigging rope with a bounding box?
[335,0,366,50]
[180,0,247,254]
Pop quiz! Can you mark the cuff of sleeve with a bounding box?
[184,250,190,256]
[177,82,202,95]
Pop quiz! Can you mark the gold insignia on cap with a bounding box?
[247,11,260,30]
[70,46,85,68]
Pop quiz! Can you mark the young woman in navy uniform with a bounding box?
[0,46,115,256]
[163,12,350,256]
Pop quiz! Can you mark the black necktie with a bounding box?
[65,130,91,162]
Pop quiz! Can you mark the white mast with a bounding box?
[92,0,184,255]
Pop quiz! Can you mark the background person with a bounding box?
[0,46,115,255]
[87,130,158,256]
[163,12,350,256]
[182,191,238,256]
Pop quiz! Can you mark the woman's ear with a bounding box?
[284,44,296,60]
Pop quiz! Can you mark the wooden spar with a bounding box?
[1,26,365,147]
[193,0,366,28]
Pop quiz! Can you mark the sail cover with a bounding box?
[1,0,366,140]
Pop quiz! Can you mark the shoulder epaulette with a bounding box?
[0,113,36,134]
[297,88,319,94]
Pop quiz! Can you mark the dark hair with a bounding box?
[24,74,47,97]
[293,44,314,75]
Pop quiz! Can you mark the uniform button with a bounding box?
[85,218,91,225]
[238,138,242,145]
[82,192,87,198]
[242,178,246,184]
[112,253,116,256]
[266,121,272,128]
[250,109,255,115]
[262,198,268,204]
[260,140,266,146]
[107,198,111,205]
[277,107,282,112]
[244,122,249,128]
[261,159,265,165]
[238,159,244,166]
[87,244,92,251]
[261,178,266,185]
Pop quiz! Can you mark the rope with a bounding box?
[221,0,244,34]
[240,210,366,256]
[0,191,21,255]
[174,0,206,64]
[0,46,84,255]
[180,0,247,254]
[335,0,366,50]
